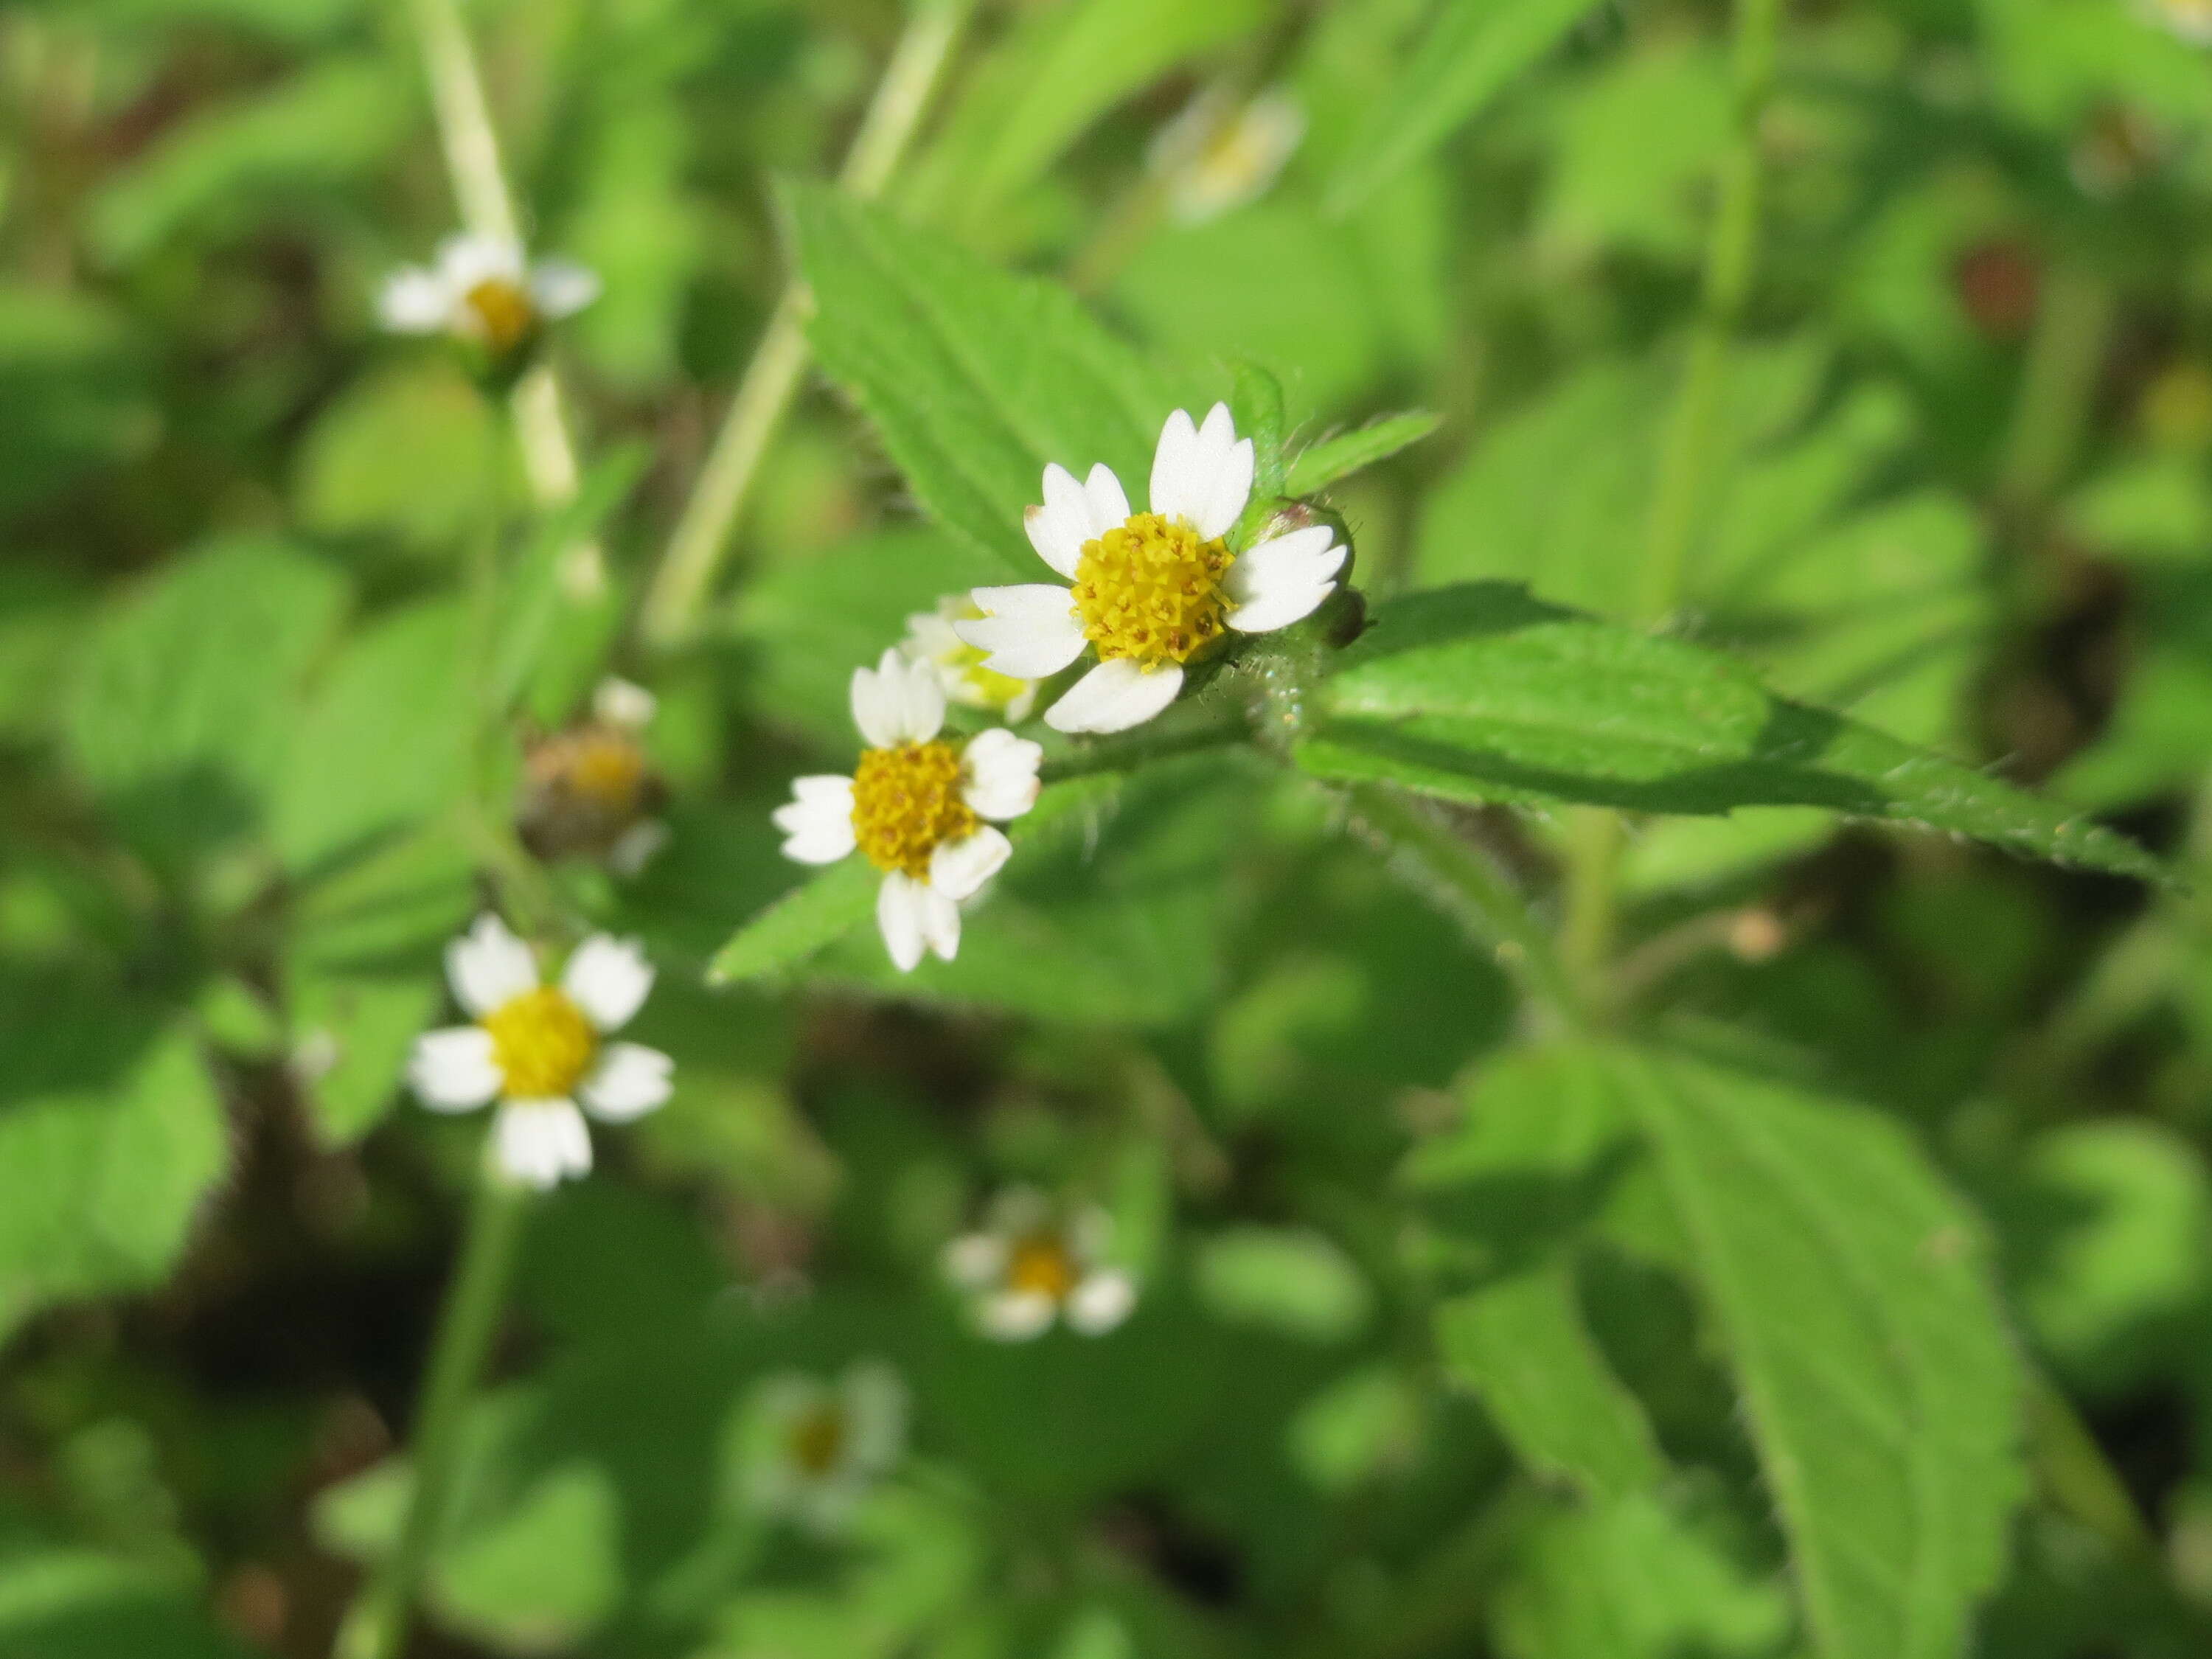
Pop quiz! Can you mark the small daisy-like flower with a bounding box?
[378,233,600,358]
[772,649,1043,973]
[942,1189,1138,1341]
[408,914,672,1189]
[737,1361,908,1534]
[900,596,1038,723]
[1150,87,1307,225]
[955,404,1346,735]
[518,677,669,877]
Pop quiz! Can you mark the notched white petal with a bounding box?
[876,872,927,973]
[961,727,1043,821]
[409,1026,501,1111]
[1029,464,1093,578]
[448,913,540,1016]
[978,1290,1057,1342]
[563,934,655,1031]
[493,1099,593,1189]
[379,268,451,333]
[578,1042,674,1122]
[1044,658,1184,734]
[774,775,858,865]
[1066,1269,1138,1335]
[929,825,1012,903]
[1149,407,1203,525]
[954,585,1086,679]
[529,257,601,319]
[942,1232,1007,1287]
[1083,462,1130,534]
[1198,436,1256,541]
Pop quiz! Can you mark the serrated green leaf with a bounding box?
[790,185,1175,572]
[1324,0,1604,216]
[1613,1046,2025,1659]
[1297,584,2164,883]
[707,857,878,986]
[1285,411,1441,496]
[1436,1264,1664,1502]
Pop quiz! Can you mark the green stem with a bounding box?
[1634,0,1781,625]
[1342,784,1583,1029]
[1995,258,2113,527]
[641,0,978,648]
[334,1174,529,1659]
[1559,807,1623,1013]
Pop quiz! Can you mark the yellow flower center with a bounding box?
[945,643,1033,709]
[462,277,537,355]
[1069,512,1234,667]
[849,741,978,877]
[1005,1234,1079,1302]
[481,986,597,1099]
[564,730,647,812]
[787,1402,848,1477]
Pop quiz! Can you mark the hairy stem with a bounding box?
[333,1174,527,1659]
[404,0,601,591]
[1342,785,1583,1030]
[641,0,977,647]
[1634,0,1781,625]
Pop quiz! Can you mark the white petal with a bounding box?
[606,819,669,878]
[1197,434,1256,541]
[917,883,961,961]
[1028,464,1095,578]
[986,1185,1052,1233]
[955,585,1086,679]
[437,232,524,289]
[773,775,858,865]
[850,647,944,748]
[1065,1269,1138,1335]
[493,1099,593,1189]
[961,728,1043,821]
[929,826,1011,902]
[448,914,540,1017]
[942,1231,1007,1287]
[1043,658,1184,734]
[1224,524,1346,634]
[529,257,601,319]
[577,1042,674,1121]
[378,268,451,333]
[1149,407,1204,526]
[592,676,656,728]
[978,1290,1057,1341]
[841,1363,908,1473]
[1084,462,1131,534]
[876,872,928,973]
[408,1026,501,1111]
[563,934,654,1031]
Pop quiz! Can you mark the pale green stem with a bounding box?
[1559,807,1623,1011]
[1634,0,1781,626]
[1995,259,2114,526]
[333,1175,528,1659]
[403,0,603,594]
[640,0,978,648]
[1342,784,1583,1030]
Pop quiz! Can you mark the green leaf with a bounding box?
[1324,0,1604,215]
[1285,410,1441,496]
[66,536,349,873]
[0,1549,253,1659]
[790,185,1175,573]
[0,1017,227,1337]
[0,286,156,521]
[1296,584,2164,884]
[1613,1046,2024,1659]
[1194,1226,1373,1343]
[706,857,879,986]
[293,360,500,561]
[909,0,1267,231]
[1436,1265,1664,1503]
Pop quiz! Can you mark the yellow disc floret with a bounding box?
[463,277,536,355]
[849,741,978,877]
[1006,1234,1079,1302]
[1070,511,1234,667]
[788,1402,848,1476]
[564,730,648,812]
[482,986,597,1098]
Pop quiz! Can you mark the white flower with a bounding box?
[378,233,600,355]
[942,1189,1138,1341]
[900,596,1038,722]
[518,676,668,877]
[2147,0,2212,43]
[737,1361,908,1534]
[955,404,1346,735]
[408,914,673,1189]
[1150,87,1307,225]
[772,648,1043,973]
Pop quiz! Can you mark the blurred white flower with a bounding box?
[1150,87,1307,225]
[772,649,1042,973]
[519,676,669,877]
[2146,0,2212,42]
[900,596,1039,723]
[738,1361,908,1533]
[408,914,672,1189]
[956,404,1345,734]
[378,233,600,356]
[942,1189,1138,1341]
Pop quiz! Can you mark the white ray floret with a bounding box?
[772,649,1043,973]
[956,404,1346,734]
[408,914,674,1189]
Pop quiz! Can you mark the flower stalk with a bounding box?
[333,1172,528,1659]
[641,0,978,647]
